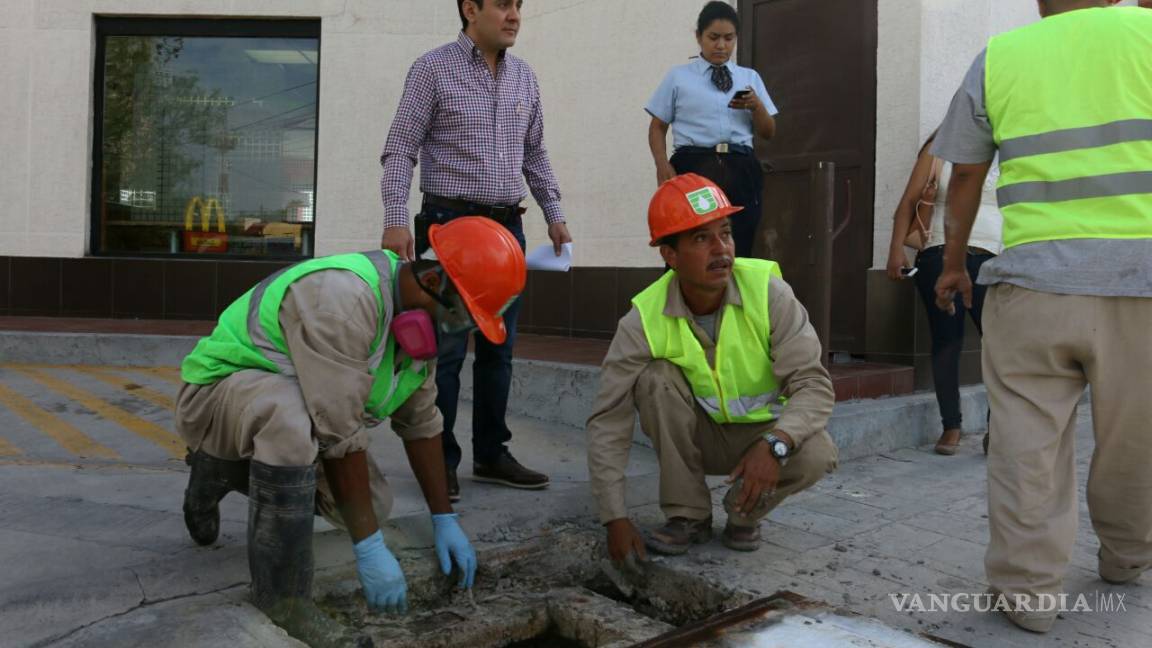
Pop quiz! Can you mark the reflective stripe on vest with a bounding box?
[632,259,786,425]
[985,7,1152,249]
[180,251,427,418]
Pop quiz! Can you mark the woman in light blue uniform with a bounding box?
[645,1,778,257]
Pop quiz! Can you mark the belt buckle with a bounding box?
[715,143,730,154]
[489,206,510,220]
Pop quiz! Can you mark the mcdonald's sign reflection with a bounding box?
[182,197,228,253]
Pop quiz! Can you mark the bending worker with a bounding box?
[175,217,525,647]
[587,174,837,559]
[933,1,1152,634]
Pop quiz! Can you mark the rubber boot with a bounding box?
[183,450,250,546]
[248,461,373,648]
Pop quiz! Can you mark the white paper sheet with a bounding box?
[525,242,573,272]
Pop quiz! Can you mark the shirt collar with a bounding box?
[662,271,743,319]
[692,56,736,75]
[456,31,507,62]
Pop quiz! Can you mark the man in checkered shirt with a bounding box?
[380,0,571,500]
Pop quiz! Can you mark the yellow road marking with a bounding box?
[0,382,119,459]
[132,366,184,386]
[0,435,22,457]
[75,367,176,411]
[16,367,184,458]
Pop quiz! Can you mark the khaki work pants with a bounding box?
[983,284,1152,600]
[635,360,838,526]
[175,370,393,530]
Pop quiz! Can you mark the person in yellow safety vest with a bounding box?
[932,0,1152,634]
[586,173,838,560]
[175,217,526,647]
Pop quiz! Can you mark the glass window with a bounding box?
[92,19,320,258]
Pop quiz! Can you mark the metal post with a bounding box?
[809,161,835,367]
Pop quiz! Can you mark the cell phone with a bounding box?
[733,89,751,99]
[900,267,919,278]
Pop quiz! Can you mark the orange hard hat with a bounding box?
[647,173,743,246]
[428,216,527,344]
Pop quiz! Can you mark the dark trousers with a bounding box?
[414,202,526,470]
[670,149,764,257]
[913,245,994,431]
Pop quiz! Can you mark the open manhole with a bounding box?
[313,527,960,648]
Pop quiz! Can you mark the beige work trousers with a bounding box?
[175,370,393,530]
[634,360,838,526]
[983,284,1152,600]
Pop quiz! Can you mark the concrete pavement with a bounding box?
[0,359,1145,646]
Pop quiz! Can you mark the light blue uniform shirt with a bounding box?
[645,57,778,150]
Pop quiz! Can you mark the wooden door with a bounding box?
[740,0,878,353]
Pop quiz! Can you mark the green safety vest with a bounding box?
[633,259,786,424]
[985,7,1152,249]
[181,250,428,419]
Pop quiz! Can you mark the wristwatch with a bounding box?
[764,434,791,466]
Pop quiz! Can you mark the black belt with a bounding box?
[422,194,525,223]
[677,143,754,156]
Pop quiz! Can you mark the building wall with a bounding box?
[0,0,705,268]
[872,0,1040,268]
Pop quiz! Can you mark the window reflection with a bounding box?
[97,30,319,258]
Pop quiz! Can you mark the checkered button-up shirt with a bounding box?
[380,32,564,229]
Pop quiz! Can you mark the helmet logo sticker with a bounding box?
[687,187,720,216]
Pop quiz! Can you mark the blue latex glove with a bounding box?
[432,513,478,589]
[352,530,407,614]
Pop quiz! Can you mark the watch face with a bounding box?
[772,441,789,458]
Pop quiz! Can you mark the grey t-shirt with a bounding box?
[932,50,1152,297]
[692,311,719,342]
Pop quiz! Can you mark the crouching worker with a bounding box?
[175,217,525,647]
[588,174,838,561]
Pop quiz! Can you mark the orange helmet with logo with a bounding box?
[647,173,744,246]
[428,216,527,344]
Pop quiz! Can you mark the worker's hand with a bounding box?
[547,221,572,256]
[605,518,647,564]
[353,530,408,614]
[431,513,477,589]
[656,160,677,186]
[381,226,414,261]
[934,267,972,316]
[727,440,782,516]
[886,249,909,281]
[728,87,762,112]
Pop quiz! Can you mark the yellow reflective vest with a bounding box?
[632,259,786,424]
[180,250,428,419]
[985,7,1152,249]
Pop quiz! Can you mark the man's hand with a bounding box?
[548,221,572,256]
[381,226,414,261]
[353,530,408,614]
[431,513,477,589]
[605,518,647,564]
[656,160,677,186]
[727,440,783,516]
[934,267,972,316]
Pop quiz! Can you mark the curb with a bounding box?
[1,331,988,461]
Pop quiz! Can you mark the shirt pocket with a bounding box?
[437,82,482,132]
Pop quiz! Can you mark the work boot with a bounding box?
[473,452,549,490]
[721,522,762,552]
[645,517,712,555]
[446,468,461,503]
[248,461,374,648]
[183,450,250,546]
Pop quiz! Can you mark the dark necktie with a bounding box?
[710,64,732,93]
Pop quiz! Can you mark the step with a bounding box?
[0,318,975,463]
